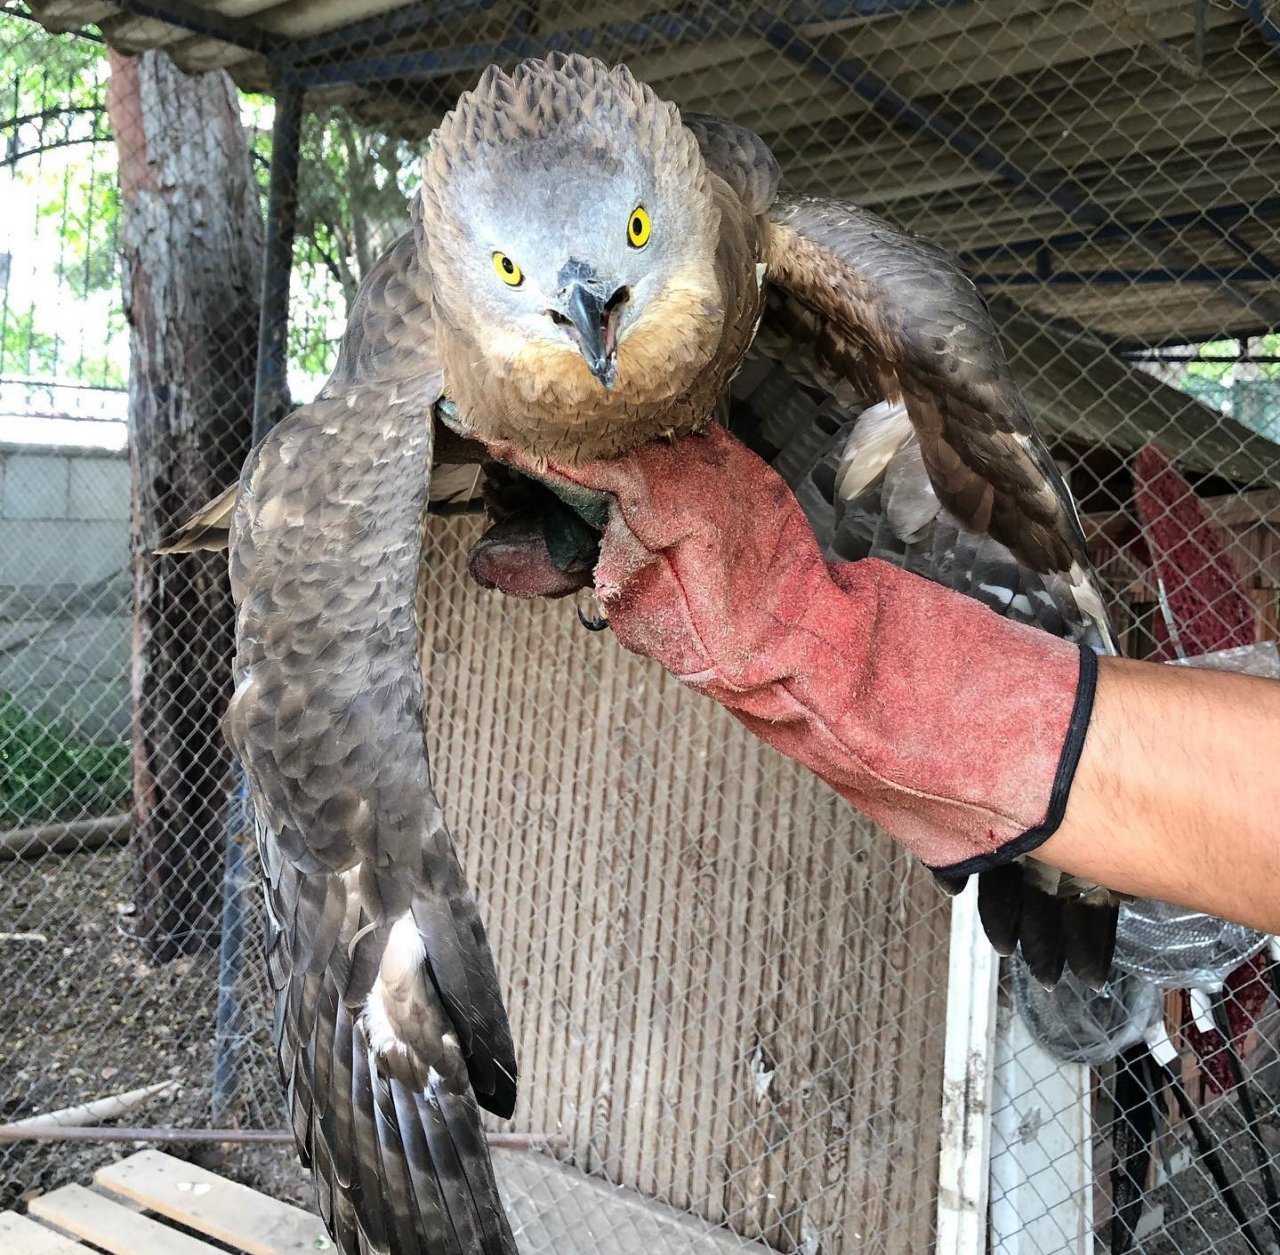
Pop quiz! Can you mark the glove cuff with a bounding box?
[928,643,1098,876]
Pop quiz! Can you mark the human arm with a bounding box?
[1042,656,1280,933]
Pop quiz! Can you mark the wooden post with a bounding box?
[106,50,261,959]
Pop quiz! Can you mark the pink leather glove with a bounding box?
[478,425,1096,873]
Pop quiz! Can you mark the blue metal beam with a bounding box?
[959,197,1280,266]
[279,10,730,88]
[1235,0,1280,54]
[1204,218,1280,282]
[748,7,1109,228]
[748,5,1280,328]
[110,0,288,55]
[973,265,1278,287]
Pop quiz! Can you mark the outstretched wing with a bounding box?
[225,229,517,1253]
[729,191,1122,989]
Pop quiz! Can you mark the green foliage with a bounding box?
[48,165,120,298]
[3,21,426,393]
[0,302,125,386]
[1,307,61,378]
[1174,334,1280,444]
[286,108,422,381]
[0,693,130,826]
[3,19,123,385]
[1,15,107,118]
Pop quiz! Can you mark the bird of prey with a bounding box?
[166,52,1123,1255]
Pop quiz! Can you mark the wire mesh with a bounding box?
[1,2,1278,1252]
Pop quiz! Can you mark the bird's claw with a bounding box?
[575,590,609,632]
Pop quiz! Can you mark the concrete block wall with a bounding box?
[0,445,130,587]
[0,444,131,740]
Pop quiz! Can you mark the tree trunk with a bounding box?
[107,51,262,959]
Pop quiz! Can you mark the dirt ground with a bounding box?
[0,843,314,1215]
[2,844,1279,1252]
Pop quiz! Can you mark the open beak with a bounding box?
[552,263,627,389]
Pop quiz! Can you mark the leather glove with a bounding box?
[473,425,1097,874]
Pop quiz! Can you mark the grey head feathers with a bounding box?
[419,53,722,399]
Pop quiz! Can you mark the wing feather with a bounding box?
[683,112,781,216]
[158,226,486,557]
[764,195,1087,576]
[227,298,516,1248]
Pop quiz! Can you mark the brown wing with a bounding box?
[763,195,1089,579]
[225,239,516,1250]
[683,112,781,216]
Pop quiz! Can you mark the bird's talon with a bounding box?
[575,589,609,631]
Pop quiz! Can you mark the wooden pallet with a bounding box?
[0,1149,331,1254]
[3,1145,769,1253]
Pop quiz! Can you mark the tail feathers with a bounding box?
[263,834,517,1255]
[977,862,1023,957]
[281,970,517,1255]
[1063,891,1121,991]
[1019,881,1067,989]
[971,860,1121,990]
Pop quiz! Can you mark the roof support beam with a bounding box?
[748,6,1280,331]
[974,264,1278,287]
[959,197,1280,266]
[283,0,503,66]
[277,10,729,88]
[275,1,978,88]
[108,0,288,56]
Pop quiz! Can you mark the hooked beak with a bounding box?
[551,264,628,389]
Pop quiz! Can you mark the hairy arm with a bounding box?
[1040,656,1280,933]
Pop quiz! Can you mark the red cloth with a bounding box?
[483,426,1092,871]
[1132,444,1256,661]
[1179,955,1272,1095]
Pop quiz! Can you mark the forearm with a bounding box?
[1037,656,1280,933]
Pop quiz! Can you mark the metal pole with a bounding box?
[252,82,304,444]
[211,776,250,1127]
[0,1125,568,1148]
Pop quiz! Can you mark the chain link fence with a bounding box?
[1,2,1279,1251]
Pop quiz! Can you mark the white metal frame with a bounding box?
[935,882,1094,1254]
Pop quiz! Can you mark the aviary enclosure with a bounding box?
[1,2,1279,1251]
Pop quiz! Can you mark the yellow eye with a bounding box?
[627,206,651,249]
[492,251,523,286]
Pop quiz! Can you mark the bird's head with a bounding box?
[419,55,725,423]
